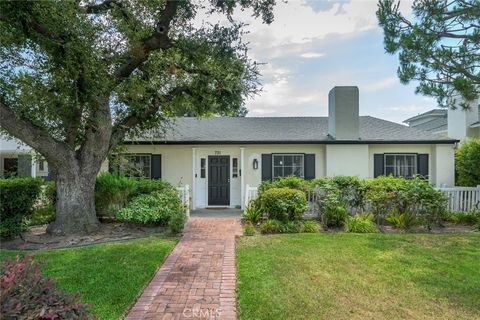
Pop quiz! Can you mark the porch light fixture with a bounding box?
[253,158,259,170]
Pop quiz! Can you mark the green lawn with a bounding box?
[0,236,177,320]
[237,233,480,320]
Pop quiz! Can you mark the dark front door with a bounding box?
[208,156,230,206]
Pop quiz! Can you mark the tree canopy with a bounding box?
[0,0,276,234]
[377,0,480,109]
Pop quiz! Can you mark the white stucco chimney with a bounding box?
[328,86,360,140]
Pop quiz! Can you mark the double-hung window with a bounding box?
[120,154,151,178]
[384,154,417,178]
[273,154,304,179]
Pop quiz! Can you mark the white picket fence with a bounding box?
[244,185,480,214]
[244,184,258,209]
[176,184,190,218]
[437,186,480,212]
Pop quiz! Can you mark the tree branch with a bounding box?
[114,0,179,82]
[81,0,122,14]
[0,101,72,166]
[110,86,191,148]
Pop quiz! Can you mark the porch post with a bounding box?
[192,147,196,210]
[30,154,37,178]
[240,147,245,209]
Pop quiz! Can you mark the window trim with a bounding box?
[383,153,417,178]
[272,153,305,179]
[120,153,152,179]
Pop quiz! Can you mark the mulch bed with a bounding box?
[1,223,169,251]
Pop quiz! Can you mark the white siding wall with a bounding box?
[326,145,369,178]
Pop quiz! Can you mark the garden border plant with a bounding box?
[248,175,451,235]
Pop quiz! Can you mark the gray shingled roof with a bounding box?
[403,109,447,123]
[132,116,456,144]
[409,116,448,133]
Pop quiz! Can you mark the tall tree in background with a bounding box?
[377,0,480,109]
[0,0,275,234]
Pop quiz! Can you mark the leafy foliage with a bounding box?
[0,177,42,238]
[0,255,94,319]
[48,173,177,219]
[243,221,256,236]
[242,205,263,224]
[116,190,185,232]
[260,219,283,234]
[377,0,480,108]
[302,220,321,233]
[455,138,480,186]
[94,173,137,218]
[23,204,55,227]
[0,0,275,234]
[258,187,308,222]
[443,210,480,225]
[345,212,379,233]
[258,176,311,194]
[386,211,418,231]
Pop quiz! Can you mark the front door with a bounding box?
[208,156,230,206]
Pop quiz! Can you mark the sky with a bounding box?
[209,0,439,124]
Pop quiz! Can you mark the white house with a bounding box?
[110,86,458,209]
[0,136,49,178]
[403,100,480,140]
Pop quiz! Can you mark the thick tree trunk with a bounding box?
[46,162,101,235]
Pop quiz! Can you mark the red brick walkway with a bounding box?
[125,217,242,320]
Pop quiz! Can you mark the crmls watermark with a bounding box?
[182,307,222,319]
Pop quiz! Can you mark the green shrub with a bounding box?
[258,176,311,194]
[1,255,94,319]
[0,177,42,238]
[243,222,256,235]
[345,213,378,233]
[168,210,187,233]
[280,220,304,233]
[23,205,55,226]
[129,179,174,199]
[242,205,263,224]
[95,173,137,217]
[302,220,320,233]
[47,173,177,219]
[443,211,480,224]
[260,219,282,234]
[116,190,185,232]
[386,211,417,231]
[44,180,56,205]
[455,138,480,187]
[258,187,308,222]
[324,205,348,228]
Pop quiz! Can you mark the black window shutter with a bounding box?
[151,155,162,179]
[417,154,429,178]
[261,154,272,181]
[373,154,384,178]
[304,154,315,180]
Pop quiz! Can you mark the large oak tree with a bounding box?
[0,0,275,234]
[377,0,480,109]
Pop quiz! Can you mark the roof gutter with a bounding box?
[123,139,459,145]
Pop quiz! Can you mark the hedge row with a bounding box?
[0,178,43,238]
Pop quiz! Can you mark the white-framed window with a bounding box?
[384,154,417,178]
[120,154,151,178]
[272,154,304,179]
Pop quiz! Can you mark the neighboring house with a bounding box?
[108,86,458,209]
[0,136,49,178]
[404,100,480,140]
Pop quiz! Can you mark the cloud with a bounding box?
[304,0,351,13]
[362,77,398,92]
[299,52,325,59]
